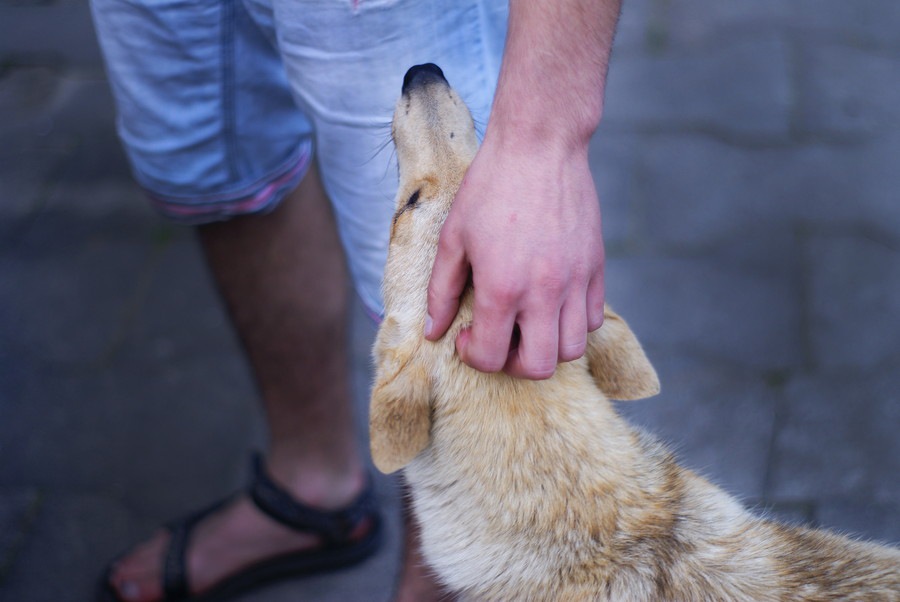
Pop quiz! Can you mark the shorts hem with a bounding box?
[143,141,313,225]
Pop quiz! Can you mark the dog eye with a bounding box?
[405,190,421,209]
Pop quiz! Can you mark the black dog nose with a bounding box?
[402,63,447,94]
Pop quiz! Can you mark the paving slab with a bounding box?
[0,344,268,518]
[605,255,802,371]
[2,1,900,600]
[0,0,104,68]
[0,488,40,585]
[115,235,245,368]
[0,483,401,602]
[620,0,900,51]
[603,33,792,140]
[588,131,642,250]
[615,353,778,499]
[0,149,70,243]
[0,65,101,156]
[636,135,802,275]
[0,64,61,129]
[637,133,900,246]
[805,231,900,373]
[2,487,396,602]
[769,372,900,503]
[1,239,151,366]
[789,0,900,49]
[0,491,148,601]
[609,0,657,54]
[795,42,900,137]
[815,499,900,547]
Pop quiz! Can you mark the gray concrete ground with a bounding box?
[1,0,899,600]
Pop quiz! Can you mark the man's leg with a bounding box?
[108,163,361,600]
[107,163,446,601]
[197,162,362,502]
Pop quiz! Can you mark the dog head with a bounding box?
[381,63,479,316]
[369,64,659,474]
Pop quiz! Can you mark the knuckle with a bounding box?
[559,340,587,362]
[521,355,557,380]
[483,282,521,309]
[467,352,505,374]
[534,265,566,295]
[524,364,556,380]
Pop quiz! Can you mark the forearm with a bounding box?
[489,0,622,150]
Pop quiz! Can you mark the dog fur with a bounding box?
[370,66,900,601]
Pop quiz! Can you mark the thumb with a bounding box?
[426,235,468,341]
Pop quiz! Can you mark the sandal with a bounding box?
[99,454,383,601]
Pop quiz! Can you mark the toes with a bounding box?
[109,574,164,602]
[108,531,169,602]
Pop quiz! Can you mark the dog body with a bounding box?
[371,64,900,601]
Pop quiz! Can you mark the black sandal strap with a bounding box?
[162,497,232,600]
[247,454,376,546]
[162,520,191,600]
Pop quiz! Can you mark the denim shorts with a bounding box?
[90,0,508,317]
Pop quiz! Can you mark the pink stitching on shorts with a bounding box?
[146,145,311,220]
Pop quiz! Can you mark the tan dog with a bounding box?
[370,63,900,601]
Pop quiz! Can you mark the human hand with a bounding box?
[424,137,605,380]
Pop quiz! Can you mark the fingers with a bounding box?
[503,292,585,380]
[586,271,605,332]
[503,309,560,380]
[460,275,600,379]
[426,232,468,341]
[456,287,518,373]
[557,293,588,363]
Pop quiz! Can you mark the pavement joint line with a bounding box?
[798,220,900,253]
[0,140,78,254]
[646,343,798,379]
[760,381,791,502]
[15,222,181,375]
[87,237,172,371]
[793,222,818,374]
[644,0,671,56]
[0,51,65,72]
[599,122,878,149]
[613,22,900,57]
[610,242,800,286]
[751,498,818,527]
[787,29,900,54]
[0,489,42,586]
[785,33,805,143]
[626,136,655,253]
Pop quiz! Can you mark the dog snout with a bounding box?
[402,63,447,94]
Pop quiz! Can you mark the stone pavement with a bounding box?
[1,0,898,600]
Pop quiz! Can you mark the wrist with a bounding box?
[482,112,593,163]
[486,86,601,156]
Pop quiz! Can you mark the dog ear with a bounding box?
[369,318,433,474]
[586,306,660,401]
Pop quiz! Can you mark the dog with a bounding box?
[370,63,900,601]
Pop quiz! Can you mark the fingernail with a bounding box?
[120,581,140,600]
[424,314,433,337]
